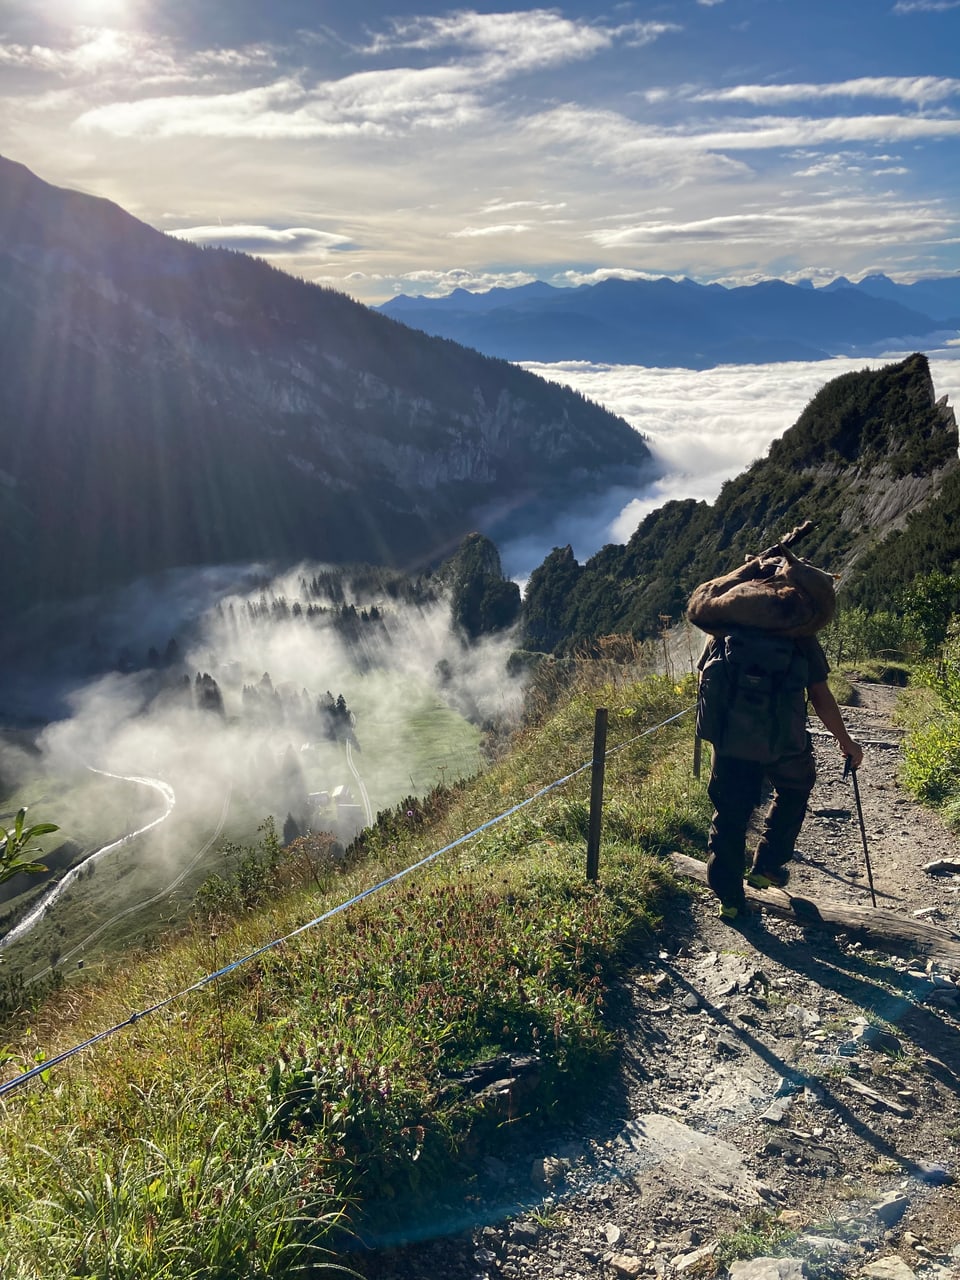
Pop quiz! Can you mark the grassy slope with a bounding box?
[0,688,481,984]
[0,670,705,1278]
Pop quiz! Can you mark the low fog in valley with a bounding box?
[0,566,522,971]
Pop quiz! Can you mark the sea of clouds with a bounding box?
[507,347,960,577]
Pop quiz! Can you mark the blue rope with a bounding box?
[607,705,693,756]
[0,706,692,1101]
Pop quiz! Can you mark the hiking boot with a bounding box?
[717,896,756,922]
[745,864,790,890]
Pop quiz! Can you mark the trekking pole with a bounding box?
[844,754,877,908]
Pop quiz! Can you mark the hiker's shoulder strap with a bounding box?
[697,636,720,672]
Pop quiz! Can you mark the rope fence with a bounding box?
[0,703,693,1101]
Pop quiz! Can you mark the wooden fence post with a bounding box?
[586,708,608,882]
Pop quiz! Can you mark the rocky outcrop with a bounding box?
[520,353,960,650]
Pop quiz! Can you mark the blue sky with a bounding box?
[2,0,959,304]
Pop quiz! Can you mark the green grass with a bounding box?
[0,671,701,1278]
[827,670,855,707]
[828,658,911,707]
[343,672,482,811]
[714,1208,793,1269]
[897,639,960,812]
[849,658,911,686]
[0,769,142,919]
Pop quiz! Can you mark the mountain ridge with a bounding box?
[0,156,654,610]
[379,273,960,369]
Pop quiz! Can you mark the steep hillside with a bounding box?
[0,157,652,608]
[379,276,954,368]
[522,354,959,649]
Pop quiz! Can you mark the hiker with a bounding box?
[687,534,863,920]
[697,631,863,919]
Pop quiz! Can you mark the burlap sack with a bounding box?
[687,544,836,637]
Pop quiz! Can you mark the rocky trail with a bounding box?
[363,683,960,1280]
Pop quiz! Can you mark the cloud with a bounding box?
[787,148,912,179]
[6,9,959,306]
[517,351,960,552]
[588,199,952,250]
[0,26,276,85]
[70,11,677,142]
[73,67,485,139]
[169,224,353,255]
[362,10,678,71]
[0,27,163,75]
[527,103,960,172]
[518,104,749,181]
[449,223,531,238]
[692,76,960,105]
[560,267,681,286]
[791,152,866,177]
[360,268,540,297]
[893,0,960,11]
[481,199,567,213]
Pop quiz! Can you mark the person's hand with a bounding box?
[842,740,864,770]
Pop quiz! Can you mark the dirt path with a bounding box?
[362,685,960,1280]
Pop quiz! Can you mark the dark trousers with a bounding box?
[706,746,816,907]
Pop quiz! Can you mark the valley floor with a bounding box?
[359,683,960,1280]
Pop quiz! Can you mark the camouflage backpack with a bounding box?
[696,627,811,763]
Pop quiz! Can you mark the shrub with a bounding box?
[902,714,960,804]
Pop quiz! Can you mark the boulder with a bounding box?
[728,1258,806,1280]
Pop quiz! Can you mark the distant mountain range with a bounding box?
[0,157,653,610]
[379,274,960,368]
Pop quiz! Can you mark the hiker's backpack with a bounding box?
[696,627,811,763]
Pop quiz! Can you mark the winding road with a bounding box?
[38,787,232,978]
[345,740,374,826]
[6,737,366,960]
[1,768,177,951]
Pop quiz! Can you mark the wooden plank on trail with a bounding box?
[841,1076,912,1116]
[669,852,960,966]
